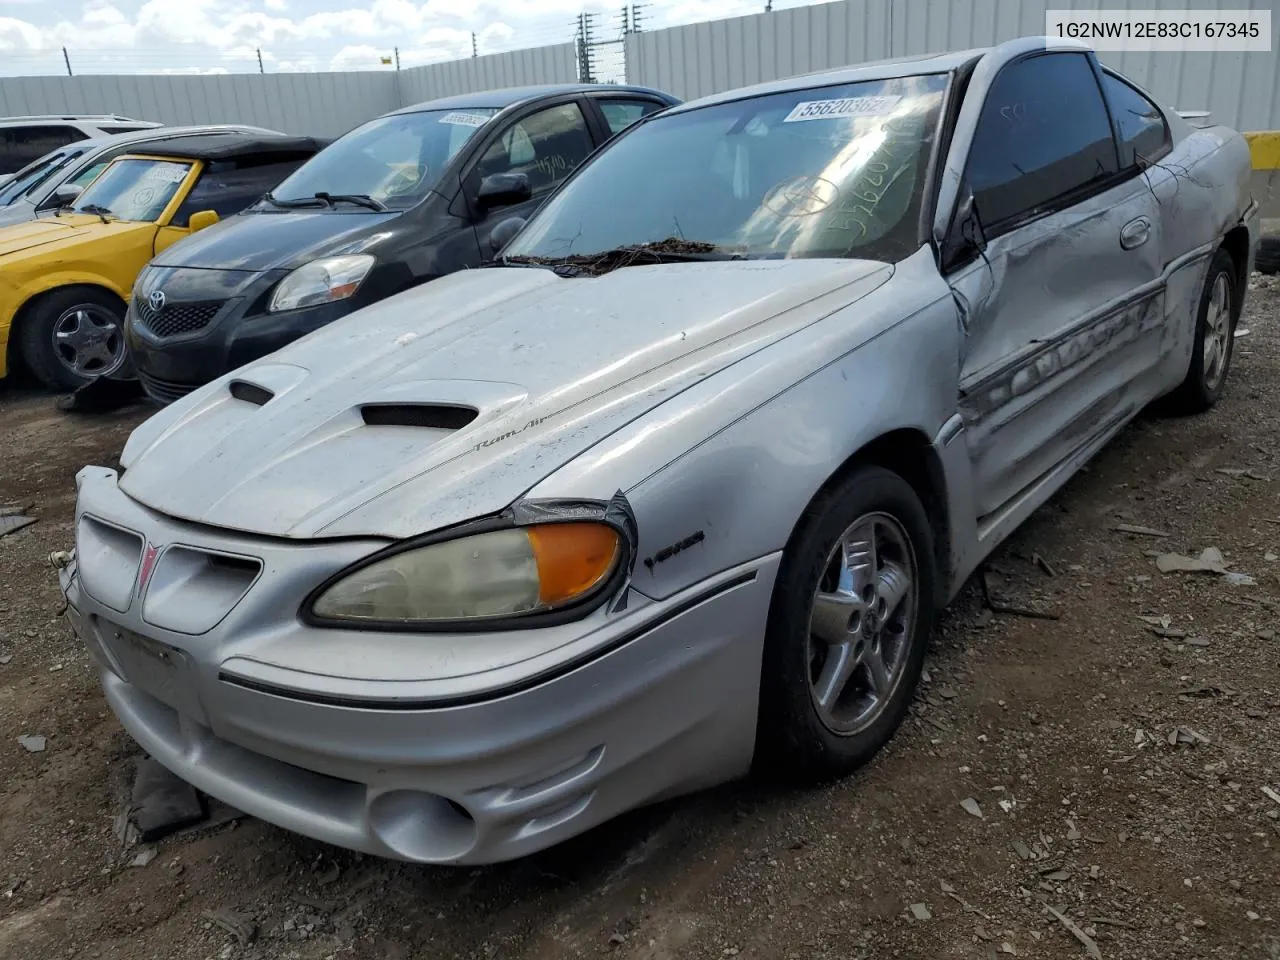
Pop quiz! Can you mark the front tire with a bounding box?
[755,465,936,782]
[16,286,127,392]
[1164,249,1237,415]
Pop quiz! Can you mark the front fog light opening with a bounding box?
[367,789,478,862]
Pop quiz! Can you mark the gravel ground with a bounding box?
[1,275,1277,960]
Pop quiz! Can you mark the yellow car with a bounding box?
[0,133,325,390]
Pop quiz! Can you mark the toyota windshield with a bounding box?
[264,108,499,212]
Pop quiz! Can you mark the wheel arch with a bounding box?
[10,281,128,380]
[785,427,953,608]
[1220,224,1251,310]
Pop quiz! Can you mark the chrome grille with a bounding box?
[134,299,223,338]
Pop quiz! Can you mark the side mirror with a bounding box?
[188,210,220,233]
[475,173,532,214]
[51,183,83,208]
[940,185,986,273]
[489,216,527,255]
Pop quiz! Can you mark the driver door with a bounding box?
[465,102,595,259]
[945,51,1164,523]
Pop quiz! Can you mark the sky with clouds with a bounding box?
[0,0,795,77]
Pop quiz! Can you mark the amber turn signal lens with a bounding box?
[527,522,621,606]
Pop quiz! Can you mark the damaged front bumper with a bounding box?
[57,467,778,864]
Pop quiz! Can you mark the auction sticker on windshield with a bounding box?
[143,162,190,184]
[439,112,490,127]
[783,96,902,123]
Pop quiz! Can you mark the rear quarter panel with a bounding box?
[1146,125,1254,392]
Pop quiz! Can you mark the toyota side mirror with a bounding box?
[489,216,527,255]
[188,210,220,233]
[476,173,532,214]
[52,183,83,208]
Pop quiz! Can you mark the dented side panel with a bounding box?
[950,171,1164,520]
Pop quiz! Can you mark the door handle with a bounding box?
[1120,217,1150,250]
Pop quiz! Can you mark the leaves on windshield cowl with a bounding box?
[504,237,733,277]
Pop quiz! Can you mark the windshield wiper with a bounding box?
[75,203,115,224]
[261,191,386,212]
[502,239,744,277]
[313,192,386,212]
[261,192,326,209]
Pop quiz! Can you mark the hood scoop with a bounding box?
[361,404,478,429]
[229,380,274,406]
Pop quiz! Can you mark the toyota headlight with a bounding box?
[306,522,624,627]
[268,254,374,313]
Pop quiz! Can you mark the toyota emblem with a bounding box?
[148,290,166,311]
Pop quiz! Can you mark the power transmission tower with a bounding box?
[574,12,598,83]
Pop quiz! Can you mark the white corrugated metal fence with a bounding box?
[626,0,1280,132]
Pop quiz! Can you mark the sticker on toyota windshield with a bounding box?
[439,111,490,127]
[782,96,902,123]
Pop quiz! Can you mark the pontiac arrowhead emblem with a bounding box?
[137,542,159,596]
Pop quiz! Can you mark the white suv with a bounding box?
[0,115,163,179]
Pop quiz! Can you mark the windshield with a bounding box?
[0,146,90,206]
[72,158,192,222]
[266,108,498,210]
[506,75,948,266]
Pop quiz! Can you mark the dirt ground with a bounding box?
[2,275,1278,960]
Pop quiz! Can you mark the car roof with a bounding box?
[0,114,161,126]
[92,124,284,148]
[668,47,990,113]
[388,83,677,116]
[120,134,330,163]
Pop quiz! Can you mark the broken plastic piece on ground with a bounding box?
[0,511,37,539]
[131,756,208,842]
[55,375,148,414]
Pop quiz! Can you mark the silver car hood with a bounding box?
[118,258,893,540]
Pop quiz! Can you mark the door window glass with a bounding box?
[1101,72,1171,168]
[0,125,89,175]
[474,103,593,195]
[597,99,665,136]
[966,53,1119,228]
[172,158,309,226]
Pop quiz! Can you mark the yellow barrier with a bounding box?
[1245,131,1280,171]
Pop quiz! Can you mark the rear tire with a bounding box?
[754,465,936,782]
[16,286,127,392]
[1163,249,1237,415]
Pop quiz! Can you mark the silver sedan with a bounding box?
[59,36,1257,864]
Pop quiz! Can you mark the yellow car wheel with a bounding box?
[16,286,127,392]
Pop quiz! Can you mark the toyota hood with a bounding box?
[149,208,399,273]
[118,258,893,540]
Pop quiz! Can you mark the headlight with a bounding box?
[307,522,623,627]
[268,254,374,313]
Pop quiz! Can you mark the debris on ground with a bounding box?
[203,908,259,945]
[909,902,932,921]
[17,735,46,753]
[0,505,37,539]
[1046,905,1103,959]
[960,797,984,819]
[130,756,208,842]
[1112,523,1170,537]
[129,847,158,868]
[1155,546,1255,584]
